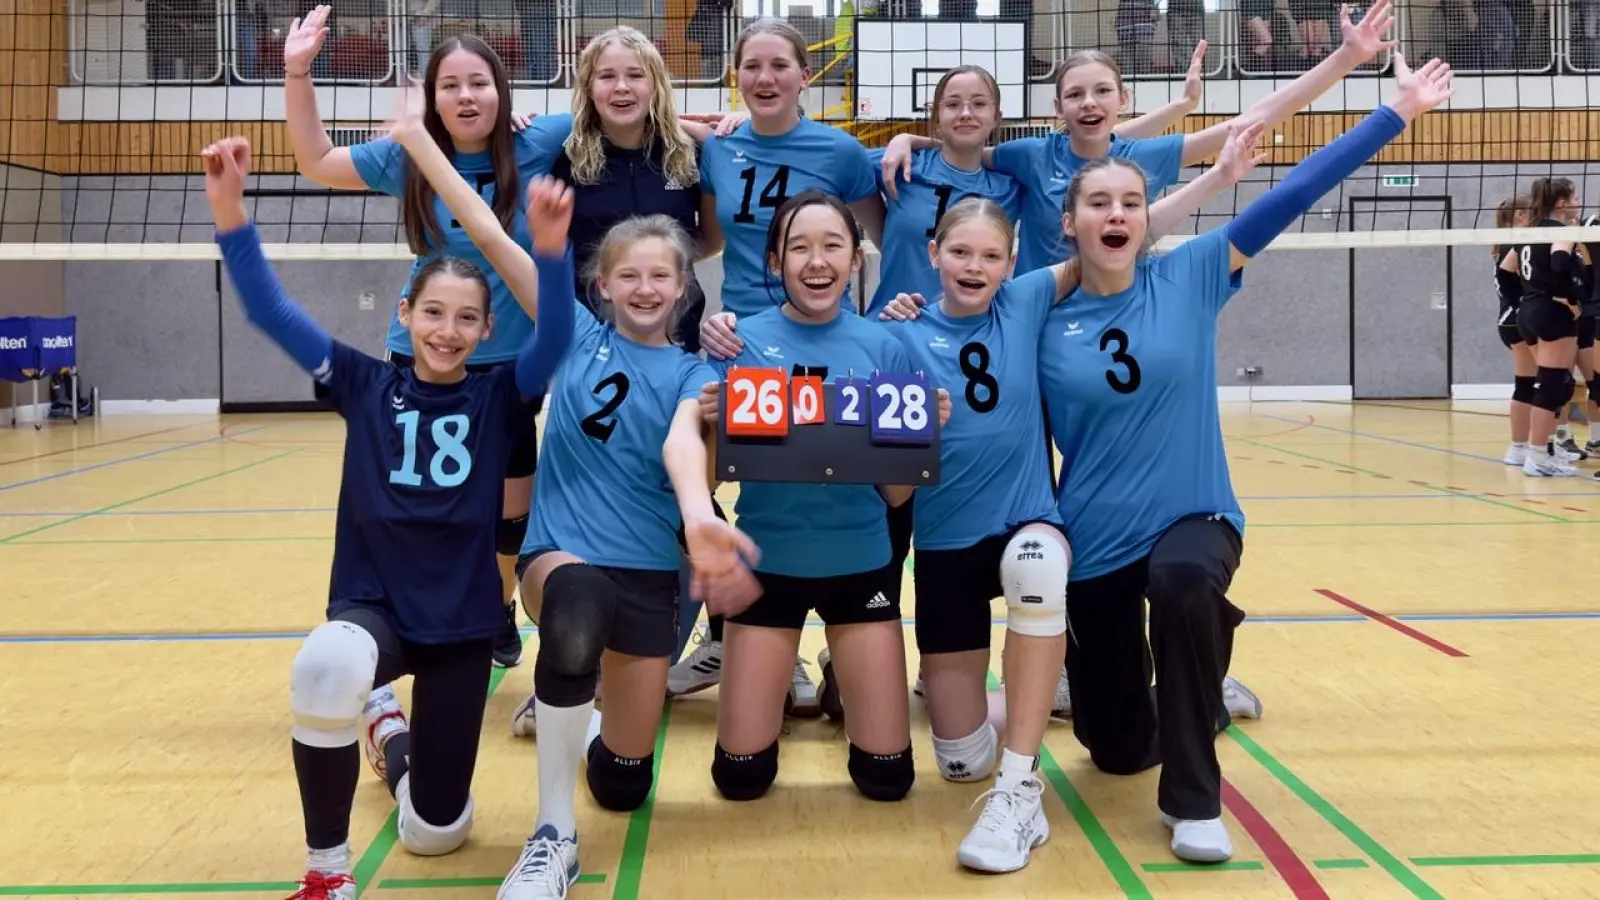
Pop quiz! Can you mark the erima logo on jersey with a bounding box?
[391,393,405,410]
[762,345,784,360]
[929,335,950,350]
[1062,321,1084,337]
[733,150,746,161]
[0,336,25,350]
[597,344,611,362]
[1051,170,1066,182]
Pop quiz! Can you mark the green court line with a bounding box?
[0,449,303,545]
[1230,436,1569,524]
[0,884,298,896]
[1315,859,1370,869]
[1226,727,1444,900]
[350,664,513,897]
[986,674,1150,898]
[376,874,607,889]
[1140,861,1266,872]
[610,703,675,900]
[1411,854,1600,867]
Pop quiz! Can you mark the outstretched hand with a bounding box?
[684,516,763,617]
[526,176,575,255]
[1387,52,1455,123]
[200,136,252,230]
[1215,120,1269,184]
[1337,0,1398,62]
[385,75,429,147]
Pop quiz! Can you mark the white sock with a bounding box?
[534,698,594,839]
[1590,422,1600,443]
[931,721,997,782]
[995,747,1038,789]
[307,842,352,875]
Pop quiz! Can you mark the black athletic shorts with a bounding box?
[1518,296,1580,344]
[515,552,681,659]
[1580,314,1595,350]
[1498,304,1525,348]
[912,520,1068,655]
[729,563,903,630]
[391,350,540,480]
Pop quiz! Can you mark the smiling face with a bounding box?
[1054,58,1127,145]
[587,40,653,135]
[932,69,1001,154]
[400,270,491,379]
[1064,161,1149,278]
[770,200,861,319]
[597,236,687,339]
[929,208,1013,313]
[430,47,502,150]
[736,31,809,125]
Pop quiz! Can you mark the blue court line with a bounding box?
[1253,413,1516,466]
[7,611,1600,644]
[0,426,269,493]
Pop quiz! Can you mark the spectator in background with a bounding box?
[517,0,558,80]
[409,0,439,76]
[1167,0,1206,71]
[1291,0,1336,63]
[688,0,731,80]
[1239,0,1297,72]
[1116,0,1159,74]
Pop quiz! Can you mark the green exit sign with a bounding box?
[1383,174,1418,187]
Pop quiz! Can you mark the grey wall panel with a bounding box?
[63,261,219,401]
[221,261,412,404]
[1217,248,1351,388]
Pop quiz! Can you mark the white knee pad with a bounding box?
[932,721,998,783]
[396,772,476,857]
[1000,530,1071,639]
[290,621,379,748]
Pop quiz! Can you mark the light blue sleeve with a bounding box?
[1120,134,1185,194]
[836,134,879,202]
[998,266,1061,332]
[679,359,719,404]
[516,113,574,176]
[348,138,407,196]
[1162,229,1241,317]
[989,137,1044,179]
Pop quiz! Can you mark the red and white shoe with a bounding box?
[361,684,409,781]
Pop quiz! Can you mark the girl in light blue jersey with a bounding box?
[1035,52,1453,865]
[880,0,1399,276]
[873,122,1267,875]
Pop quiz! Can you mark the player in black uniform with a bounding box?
[202,134,573,899]
[1514,176,1584,477]
[1495,195,1536,467]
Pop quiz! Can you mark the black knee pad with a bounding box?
[1562,371,1577,406]
[497,514,529,556]
[532,564,617,707]
[847,743,915,802]
[585,736,654,812]
[1534,367,1571,413]
[711,741,778,802]
[1513,375,1537,406]
[1587,378,1600,407]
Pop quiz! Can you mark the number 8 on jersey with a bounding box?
[869,372,934,446]
[725,367,789,437]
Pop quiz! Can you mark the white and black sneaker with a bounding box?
[497,825,579,900]
[666,625,722,696]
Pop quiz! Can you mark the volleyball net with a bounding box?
[3,0,1600,259]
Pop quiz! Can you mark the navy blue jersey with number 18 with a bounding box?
[321,342,530,643]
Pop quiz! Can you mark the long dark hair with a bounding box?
[401,36,519,257]
[763,188,864,308]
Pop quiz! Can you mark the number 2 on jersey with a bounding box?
[581,373,631,443]
[391,410,474,487]
[734,165,791,224]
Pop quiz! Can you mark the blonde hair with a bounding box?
[932,196,1014,249]
[584,214,698,341]
[734,18,809,70]
[1053,49,1127,135]
[567,27,699,190]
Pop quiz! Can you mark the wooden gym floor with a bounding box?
[3,400,1599,899]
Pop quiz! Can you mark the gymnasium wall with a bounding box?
[30,161,1599,407]
[0,163,65,411]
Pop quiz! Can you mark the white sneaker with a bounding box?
[1050,666,1072,721]
[789,658,822,718]
[360,685,408,781]
[956,777,1050,873]
[1162,814,1233,862]
[510,692,537,739]
[666,626,722,696]
[1524,449,1578,477]
[1503,442,1530,466]
[1222,676,1262,720]
[291,845,356,899]
[498,825,579,900]
[1551,438,1586,462]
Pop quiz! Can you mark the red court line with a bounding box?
[1314,588,1468,657]
[1221,778,1329,899]
[0,424,197,466]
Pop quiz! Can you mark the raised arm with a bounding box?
[1148,121,1266,243]
[281,5,369,190]
[388,80,541,322]
[1225,53,1453,271]
[204,138,333,378]
[1115,41,1206,139]
[1180,0,1398,165]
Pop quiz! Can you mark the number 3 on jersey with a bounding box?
[869,373,934,445]
[726,368,789,436]
[1100,328,1141,394]
[390,410,473,487]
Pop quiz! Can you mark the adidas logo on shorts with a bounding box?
[865,592,890,609]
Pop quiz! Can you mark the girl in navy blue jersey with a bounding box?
[1034,52,1453,864]
[202,134,572,900]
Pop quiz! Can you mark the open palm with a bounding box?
[1216,120,1268,183]
[1388,52,1455,122]
[1338,0,1397,61]
[283,4,330,72]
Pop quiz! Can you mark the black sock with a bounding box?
[293,739,360,850]
[383,730,412,798]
